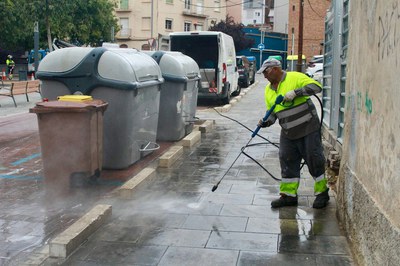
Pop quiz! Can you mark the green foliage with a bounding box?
[209,15,254,52]
[0,0,119,51]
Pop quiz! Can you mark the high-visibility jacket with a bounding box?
[6,59,15,67]
[264,71,322,139]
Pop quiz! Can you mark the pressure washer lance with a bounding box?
[211,94,284,192]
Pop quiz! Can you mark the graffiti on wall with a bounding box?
[347,91,373,115]
[378,1,400,65]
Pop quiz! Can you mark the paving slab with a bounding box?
[1,78,356,265]
[206,231,278,252]
[159,247,238,266]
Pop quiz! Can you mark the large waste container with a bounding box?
[144,51,200,141]
[30,98,108,190]
[36,47,164,169]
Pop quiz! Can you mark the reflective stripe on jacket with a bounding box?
[264,71,321,139]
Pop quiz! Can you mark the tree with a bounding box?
[0,0,35,51]
[0,0,119,52]
[209,15,254,52]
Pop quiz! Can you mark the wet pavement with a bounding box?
[0,76,355,265]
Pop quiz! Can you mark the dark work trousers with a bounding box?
[279,130,326,179]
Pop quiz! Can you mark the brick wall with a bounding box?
[288,0,331,61]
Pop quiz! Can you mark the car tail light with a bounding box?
[222,63,227,83]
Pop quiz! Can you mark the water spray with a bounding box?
[211,95,284,192]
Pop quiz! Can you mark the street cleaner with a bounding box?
[257,58,329,209]
[6,55,15,80]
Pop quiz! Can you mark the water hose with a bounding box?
[211,95,284,192]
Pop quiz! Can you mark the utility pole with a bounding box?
[296,0,304,72]
[34,22,39,77]
[150,0,154,39]
[260,0,264,25]
[258,0,266,68]
[291,27,295,71]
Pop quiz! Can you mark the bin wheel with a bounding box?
[94,169,101,178]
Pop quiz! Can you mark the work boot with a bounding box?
[313,188,330,209]
[271,195,298,208]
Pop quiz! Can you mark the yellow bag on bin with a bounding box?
[57,95,93,102]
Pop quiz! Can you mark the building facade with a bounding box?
[273,0,289,34]
[288,0,331,61]
[114,0,227,49]
[322,0,400,264]
[226,0,242,22]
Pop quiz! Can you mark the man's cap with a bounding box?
[257,58,281,74]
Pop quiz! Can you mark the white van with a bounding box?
[169,31,239,104]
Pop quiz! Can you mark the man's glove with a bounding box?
[258,117,276,128]
[258,119,269,128]
[283,90,297,102]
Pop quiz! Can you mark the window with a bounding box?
[119,0,129,9]
[165,19,173,30]
[196,0,204,14]
[195,23,203,31]
[142,17,150,30]
[184,22,191,31]
[165,0,173,3]
[214,0,220,12]
[119,18,130,37]
[184,0,191,10]
[243,1,252,9]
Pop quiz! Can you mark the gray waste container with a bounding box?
[36,47,164,169]
[144,51,200,141]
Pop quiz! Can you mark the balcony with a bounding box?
[116,28,132,39]
[182,9,207,18]
[116,7,132,12]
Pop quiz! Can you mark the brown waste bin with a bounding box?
[30,99,108,191]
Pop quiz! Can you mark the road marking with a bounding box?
[0,174,42,180]
[10,153,41,166]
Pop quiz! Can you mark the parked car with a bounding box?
[170,31,239,104]
[236,55,255,88]
[311,68,323,84]
[306,62,323,77]
[307,55,323,67]
[306,55,324,83]
[246,56,256,85]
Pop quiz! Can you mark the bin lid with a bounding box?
[98,49,162,83]
[29,99,108,114]
[37,47,163,93]
[38,47,96,73]
[143,51,200,82]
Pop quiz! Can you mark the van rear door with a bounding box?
[170,34,220,96]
